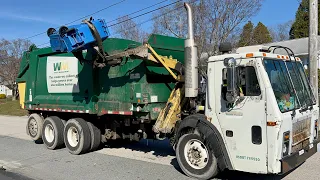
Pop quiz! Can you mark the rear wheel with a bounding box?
[42,116,65,150]
[176,133,218,179]
[27,114,44,143]
[64,118,91,155]
[87,122,101,152]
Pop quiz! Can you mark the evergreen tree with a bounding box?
[252,22,273,44]
[289,0,320,39]
[238,21,254,47]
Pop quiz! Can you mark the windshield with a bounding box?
[264,59,296,112]
[264,59,315,113]
[296,62,316,105]
[286,61,315,107]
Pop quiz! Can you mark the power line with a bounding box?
[23,0,172,41]
[64,0,127,26]
[113,0,199,36]
[32,0,171,48]
[37,42,50,48]
[37,0,182,48]
[106,0,169,24]
[23,0,127,41]
[41,0,198,48]
[108,0,181,27]
[4,0,198,58]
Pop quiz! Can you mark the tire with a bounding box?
[87,122,101,152]
[64,118,91,155]
[61,119,67,126]
[42,116,65,150]
[176,133,218,180]
[27,114,44,143]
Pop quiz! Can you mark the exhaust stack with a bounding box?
[184,3,198,98]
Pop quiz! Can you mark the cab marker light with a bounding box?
[267,121,277,126]
[246,53,254,58]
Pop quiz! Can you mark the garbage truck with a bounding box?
[16,3,318,179]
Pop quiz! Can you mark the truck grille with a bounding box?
[291,118,311,153]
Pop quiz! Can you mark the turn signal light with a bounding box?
[284,134,290,140]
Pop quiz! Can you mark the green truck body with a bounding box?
[16,34,184,120]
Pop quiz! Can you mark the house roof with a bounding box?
[264,36,320,56]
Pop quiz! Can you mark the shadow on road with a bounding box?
[102,138,175,157]
[170,158,298,180]
[101,139,307,180]
[0,167,33,180]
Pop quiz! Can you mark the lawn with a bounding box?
[0,99,28,116]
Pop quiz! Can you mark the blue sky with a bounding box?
[0,0,300,47]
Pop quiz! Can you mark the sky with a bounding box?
[0,0,300,47]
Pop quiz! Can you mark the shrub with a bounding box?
[0,94,6,99]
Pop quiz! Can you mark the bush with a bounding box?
[0,94,6,99]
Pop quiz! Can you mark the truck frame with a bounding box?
[17,3,318,179]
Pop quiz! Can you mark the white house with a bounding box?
[236,36,320,69]
[0,85,12,96]
[264,37,320,69]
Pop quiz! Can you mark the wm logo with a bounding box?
[53,62,69,71]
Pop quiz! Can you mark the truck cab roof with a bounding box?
[208,45,302,63]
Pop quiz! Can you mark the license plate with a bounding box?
[299,149,305,156]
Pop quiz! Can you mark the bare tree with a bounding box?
[0,38,32,100]
[112,15,149,43]
[152,0,263,56]
[269,20,293,42]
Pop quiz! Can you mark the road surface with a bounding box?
[0,115,319,180]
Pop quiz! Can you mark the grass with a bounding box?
[0,99,28,116]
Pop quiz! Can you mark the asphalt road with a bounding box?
[0,115,320,180]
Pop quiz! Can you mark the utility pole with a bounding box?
[309,0,318,104]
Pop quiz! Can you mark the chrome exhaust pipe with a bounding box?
[184,3,198,98]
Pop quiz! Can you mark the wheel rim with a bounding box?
[44,124,55,143]
[184,139,209,169]
[67,126,79,147]
[28,118,38,137]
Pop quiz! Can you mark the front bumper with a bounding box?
[280,141,317,174]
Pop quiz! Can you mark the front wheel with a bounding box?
[176,133,218,180]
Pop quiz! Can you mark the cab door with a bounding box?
[209,61,268,173]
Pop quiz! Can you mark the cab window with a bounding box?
[222,66,261,101]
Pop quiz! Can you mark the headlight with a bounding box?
[282,145,287,154]
[282,131,290,157]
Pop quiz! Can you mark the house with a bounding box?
[0,84,12,97]
[265,37,320,69]
[236,36,320,69]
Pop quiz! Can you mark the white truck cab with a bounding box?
[171,4,318,179]
[206,45,318,174]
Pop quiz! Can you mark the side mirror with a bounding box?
[224,58,238,103]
